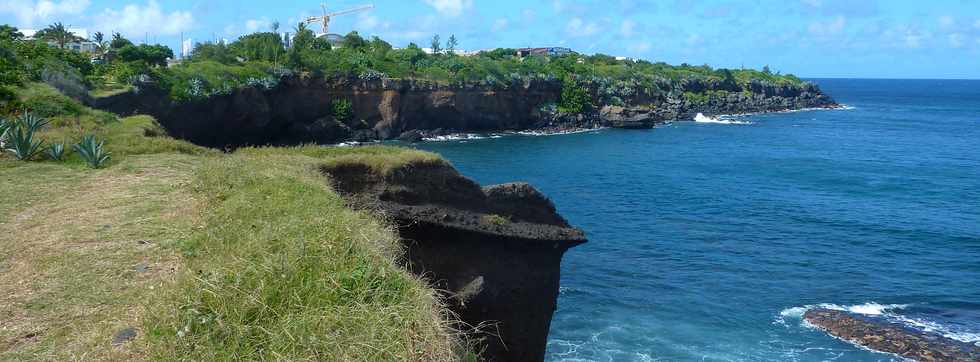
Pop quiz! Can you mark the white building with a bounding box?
[20,28,99,53]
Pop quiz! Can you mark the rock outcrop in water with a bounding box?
[804,309,980,362]
[93,74,838,148]
[320,160,587,361]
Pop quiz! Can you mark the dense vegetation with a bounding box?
[2,22,806,109]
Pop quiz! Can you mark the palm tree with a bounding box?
[91,31,108,56]
[37,22,81,49]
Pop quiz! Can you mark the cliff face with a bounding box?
[93,75,837,148]
[94,76,561,148]
[321,160,587,361]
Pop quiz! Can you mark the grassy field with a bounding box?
[0,84,460,361]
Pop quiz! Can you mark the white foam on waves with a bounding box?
[693,113,754,125]
[777,302,980,344]
[422,133,504,142]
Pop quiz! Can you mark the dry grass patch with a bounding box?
[0,154,202,361]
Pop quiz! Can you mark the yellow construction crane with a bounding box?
[306,3,374,35]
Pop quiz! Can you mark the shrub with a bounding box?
[558,77,590,114]
[17,83,85,118]
[73,134,111,168]
[331,99,354,122]
[40,61,91,103]
[2,114,49,160]
[45,142,66,161]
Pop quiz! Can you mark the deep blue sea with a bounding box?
[415,79,980,361]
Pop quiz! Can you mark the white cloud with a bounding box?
[0,0,90,27]
[245,18,270,33]
[686,33,703,46]
[974,19,980,30]
[94,1,193,37]
[423,0,472,17]
[904,31,923,48]
[566,17,600,38]
[627,40,650,53]
[948,33,964,48]
[938,15,954,29]
[808,15,846,37]
[357,13,383,32]
[491,18,509,32]
[620,19,636,37]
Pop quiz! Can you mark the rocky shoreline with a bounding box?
[92,74,838,148]
[804,309,980,362]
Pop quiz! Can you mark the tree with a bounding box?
[271,21,280,33]
[558,76,590,114]
[762,65,771,74]
[446,34,458,55]
[37,22,81,49]
[188,42,236,64]
[291,23,315,50]
[286,22,316,69]
[229,32,285,62]
[429,34,441,55]
[110,32,133,49]
[117,44,173,67]
[343,31,367,50]
[482,48,515,60]
[368,36,392,59]
[0,25,23,42]
[91,31,109,57]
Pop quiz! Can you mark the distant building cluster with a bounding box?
[517,47,573,57]
[18,28,99,53]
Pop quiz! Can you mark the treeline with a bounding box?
[1,22,807,110]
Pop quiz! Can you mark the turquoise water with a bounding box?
[415,79,980,361]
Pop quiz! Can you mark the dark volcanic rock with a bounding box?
[397,129,424,143]
[111,327,137,346]
[92,74,837,149]
[804,308,980,362]
[321,161,586,362]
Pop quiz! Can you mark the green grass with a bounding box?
[242,144,449,176]
[1,85,460,360]
[144,153,457,361]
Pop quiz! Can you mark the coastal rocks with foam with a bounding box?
[320,160,587,361]
[804,308,980,362]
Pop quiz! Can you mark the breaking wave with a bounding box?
[693,113,754,125]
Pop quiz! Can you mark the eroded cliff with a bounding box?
[321,158,587,361]
[93,74,837,148]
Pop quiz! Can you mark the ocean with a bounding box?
[415,79,980,361]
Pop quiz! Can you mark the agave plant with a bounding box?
[17,113,50,133]
[0,118,10,148]
[73,135,110,168]
[4,124,44,160]
[45,142,66,161]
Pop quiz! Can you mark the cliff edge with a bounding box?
[92,74,838,148]
[321,157,587,361]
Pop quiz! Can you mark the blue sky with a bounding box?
[2,0,979,79]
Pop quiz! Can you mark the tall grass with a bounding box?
[145,154,458,361]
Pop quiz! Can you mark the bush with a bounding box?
[332,99,353,122]
[2,113,49,160]
[73,134,111,168]
[45,142,66,161]
[558,77,590,114]
[40,62,91,103]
